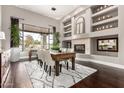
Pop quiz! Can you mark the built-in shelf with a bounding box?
[92,5,118,17]
[91,5,118,32]
[62,36,72,41]
[64,32,72,37]
[92,16,118,26]
[64,30,72,34]
[63,18,71,26]
[90,28,119,38]
[63,24,72,28]
[90,5,119,57]
[63,18,72,37]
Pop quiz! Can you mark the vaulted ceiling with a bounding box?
[16,5,80,20]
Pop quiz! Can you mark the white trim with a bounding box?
[76,58,124,69]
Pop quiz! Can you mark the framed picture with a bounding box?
[97,38,118,52]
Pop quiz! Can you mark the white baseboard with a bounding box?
[76,58,124,69]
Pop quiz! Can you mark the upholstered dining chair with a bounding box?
[37,49,46,68]
[61,48,74,70]
[67,48,73,53]
[44,50,62,76]
[66,48,74,70]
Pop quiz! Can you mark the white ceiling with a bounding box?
[15,5,80,20]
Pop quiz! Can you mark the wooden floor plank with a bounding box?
[71,61,124,88]
[11,62,32,88]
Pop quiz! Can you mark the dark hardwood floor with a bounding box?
[11,60,124,88]
[11,62,32,88]
[71,61,124,88]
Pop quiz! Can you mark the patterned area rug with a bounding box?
[25,60,97,88]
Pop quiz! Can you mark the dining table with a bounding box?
[29,50,76,76]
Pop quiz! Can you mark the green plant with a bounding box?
[11,24,20,47]
[51,32,60,50]
[51,46,60,50]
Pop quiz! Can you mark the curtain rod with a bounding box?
[11,16,24,20]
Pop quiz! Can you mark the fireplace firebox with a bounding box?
[74,44,85,53]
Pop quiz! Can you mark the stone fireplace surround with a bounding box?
[72,38,91,55]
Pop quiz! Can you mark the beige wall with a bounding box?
[118,6,124,65]
[1,5,60,50]
[0,5,1,49]
[0,5,1,29]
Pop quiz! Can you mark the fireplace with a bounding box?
[74,44,85,53]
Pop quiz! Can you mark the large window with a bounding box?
[47,34,53,49]
[19,31,43,51]
[19,31,54,51]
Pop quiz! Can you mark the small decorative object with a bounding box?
[100,6,103,10]
[97,8,100,12]
[106,25,109,29]
[0,31,5,40]
[96,27,99,31]
[107,15,112,19]
[109,24,113,28]
[104,5,107,8]
[99,27,101,30]
[58,50,62,53]
[100,16,103,20]
[102,26,105,30]
[98,17,101,21]
[113,22,117,27]
[102,16,106,20]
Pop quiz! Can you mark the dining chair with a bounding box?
[61,48,74,70]
[44,50,62,76]
[37,49,46,68]
[67,48,73,53]
[66,48,74,70]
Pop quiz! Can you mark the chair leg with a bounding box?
[64,61,67,65]
[45,65,48,72]
[54,66,55,69]
[60,64,62,72]
[44,63,46,71]
[40,60,43,68]
[49,66,51,76]
[67,62,69,70]
[37,59,40,64]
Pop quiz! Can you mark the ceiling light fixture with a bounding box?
[51,7,56,11]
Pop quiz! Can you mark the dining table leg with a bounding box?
[72,57,75,70]
[29,51,32,61]
[55,61,59,76]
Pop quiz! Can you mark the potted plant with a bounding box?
[51,32,60,52]
[10,23,20,62]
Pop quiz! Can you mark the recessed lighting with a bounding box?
[51,7,56,11]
